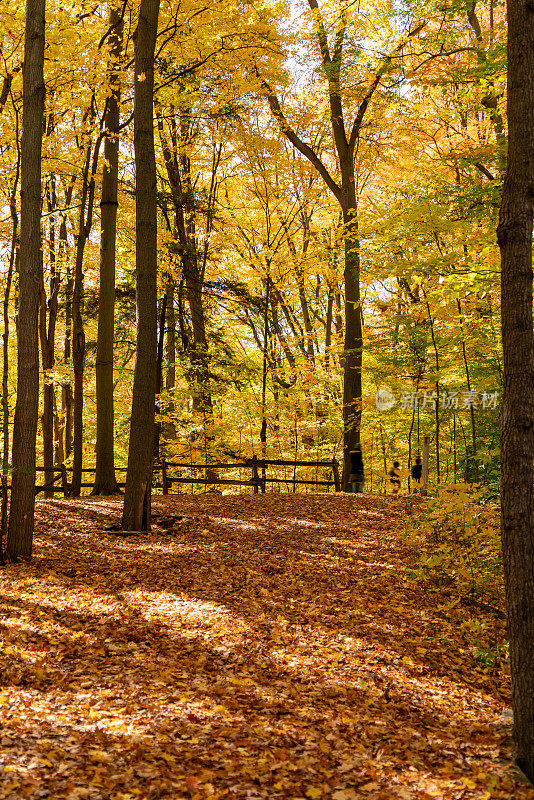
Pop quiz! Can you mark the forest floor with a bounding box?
[0,492,532,800]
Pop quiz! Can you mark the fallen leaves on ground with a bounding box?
[0,492,530,800]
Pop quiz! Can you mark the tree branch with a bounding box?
[349,22,426,153]
[256,70,342,203]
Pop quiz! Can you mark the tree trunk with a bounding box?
[424,295,441,484]
[156,107,215,452]
[153,293,167,463]
[6,0,45,562]
[341,196,363,490]
[260,271,271,490]
[164,277,176,443]
[71,127,101,496]
[457,297,478,479]
[62,249,74,462]
[1,155,20,553]
[324,279,334,370]
[94,4,123,495]
[40,178,60,499]
[497,0,534,779]
[70,151,90,497]
[121,0,160,531]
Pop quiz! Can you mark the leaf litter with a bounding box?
[0,492,531,800]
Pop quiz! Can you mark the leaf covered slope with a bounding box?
[0,494,529,800]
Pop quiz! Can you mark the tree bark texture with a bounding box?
[341,194,363,490]
[156,108,215,438]
[7,0,45,561]
[94,4,123,495]
[121,0,160,531]
[70,149,90,497]
[2,158,19,550]
[40,178,60,499]
[71,127,101,496]
[497,0,534,779]
[62,250,74,462]
[164,277,176,443]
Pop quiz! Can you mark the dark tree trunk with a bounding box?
[497,0,534,779]
[62,245,74,462]
[164,277,176,443]
[156,107,215,451]
[94,4,123,495]
[341,194,363,490]
[71,127,101,496]
[324,279,334,370]
[261,4,423,489]
[1,153,20,553]
[457,298,478,479]
[260,271,271,489]
[70,150,90,497]
[153,293,167,463]
[40,178,60,499]
[57,181,74,468]
[6,0,45,562]
[121,0,160,531]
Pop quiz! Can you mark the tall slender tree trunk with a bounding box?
[424,295,441,484]
[164,277,176,444]
[156,107,215,452]
[56,183,73,468]
[497,0,534,779]
[260,270,271,490]
[1,154,20,552]
[341,194,363,490]
[6,0,46,562]
[62,216,74,463]
[324,278,334,370]
[94,5,123,495]
[71,128,101,496]
[121,0,160,531]
[70,151,90,497]
[40,178,60,499]
[153,293,167,463]
[457,298,478,478]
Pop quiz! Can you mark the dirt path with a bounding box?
[0,493,530,799]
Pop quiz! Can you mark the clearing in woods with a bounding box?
[0,493,530,800]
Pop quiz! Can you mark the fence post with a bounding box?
[252,455,259,494]
[162,458,168,495]
[332,458,341,492]
[60,464,68,497]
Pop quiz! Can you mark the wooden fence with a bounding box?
[33,457,341,497]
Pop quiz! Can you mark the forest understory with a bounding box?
[0,493,530,800]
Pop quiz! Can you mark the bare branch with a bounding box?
[256,69,342,203]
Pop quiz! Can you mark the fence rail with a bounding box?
[31,456,341,496]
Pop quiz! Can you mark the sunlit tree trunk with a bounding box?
[94,4,123,495]
[121,0,160,531]
[7,0,46,562]
[341,189,363,490]
[71,123,101,496]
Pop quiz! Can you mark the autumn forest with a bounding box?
[1,0,534,797]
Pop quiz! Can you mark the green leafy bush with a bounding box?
[405,484,503,605]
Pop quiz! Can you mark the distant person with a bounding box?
[411,456,422,491]
[389,461,401,495]
[349,446,364,493]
